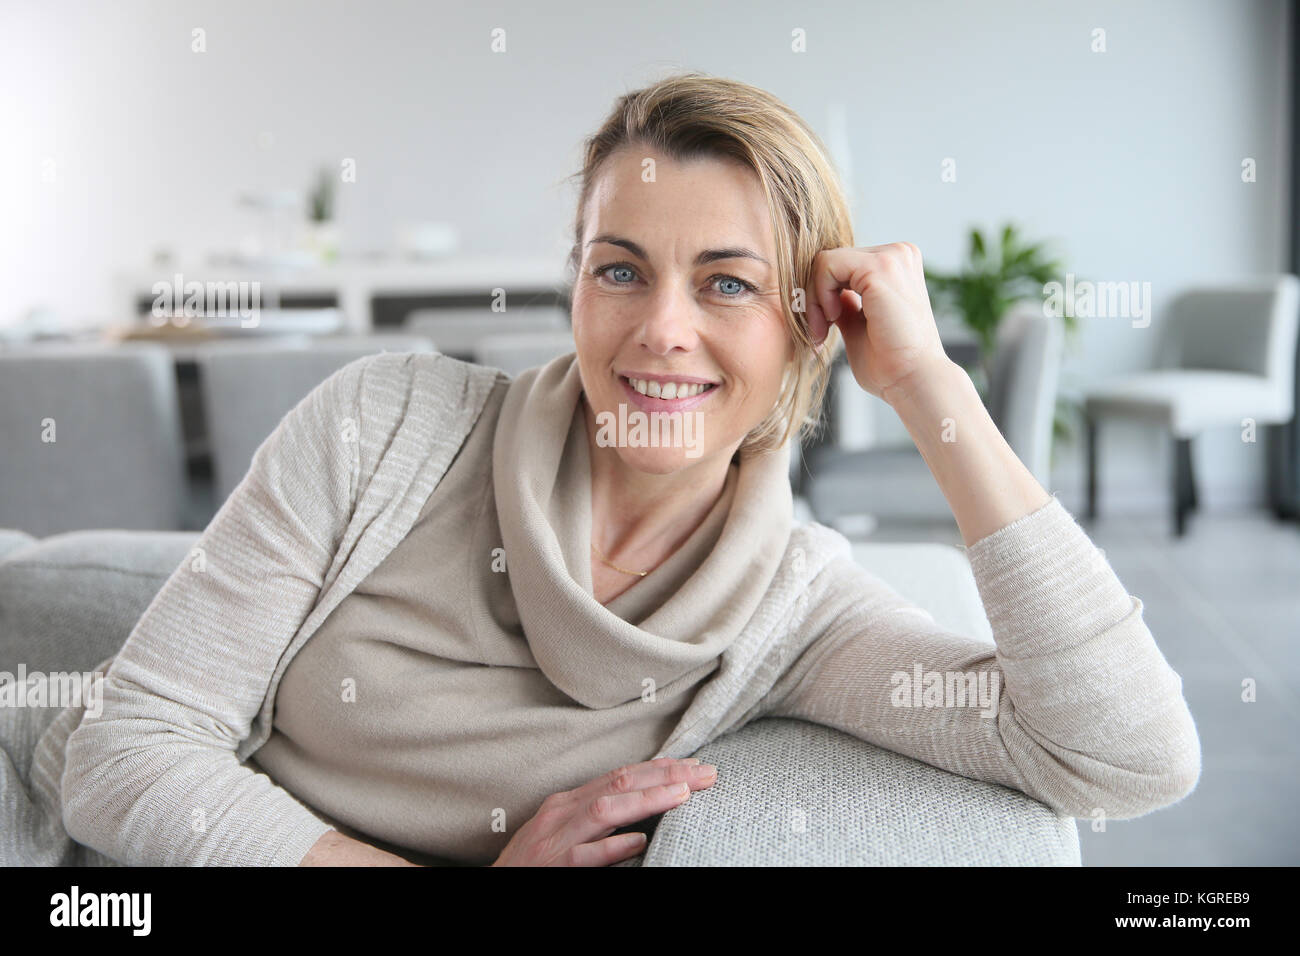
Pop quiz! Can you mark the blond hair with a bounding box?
[563,71,854,456]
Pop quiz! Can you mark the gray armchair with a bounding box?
[1083,274,1300,535]
[0,521,1079,867]
[805,306,1064,527]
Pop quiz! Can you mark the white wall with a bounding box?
[0,0,1290,510]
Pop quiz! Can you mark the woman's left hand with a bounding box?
[806,242,951,404]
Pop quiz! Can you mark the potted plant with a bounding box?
[305,166,339,263]
[923,222,1080,451]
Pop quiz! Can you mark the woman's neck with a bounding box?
[581,395,737,564]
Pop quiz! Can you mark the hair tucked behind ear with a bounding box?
[562,70,855,457]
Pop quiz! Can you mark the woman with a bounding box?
[52,72,1199,867]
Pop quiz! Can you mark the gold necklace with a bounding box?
[590,540,651,577]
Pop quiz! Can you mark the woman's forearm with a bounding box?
[299,829,422,866]
[883,356,1053,547]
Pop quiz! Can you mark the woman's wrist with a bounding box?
[881,353,964,411]
[881,354,1051,547]
[299,829,423,866]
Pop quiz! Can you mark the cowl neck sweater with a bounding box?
[237,350,800,863]
[493,352,794,709]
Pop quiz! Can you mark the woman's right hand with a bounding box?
[490,757,718,866]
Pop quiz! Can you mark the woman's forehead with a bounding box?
[584,154,776,258]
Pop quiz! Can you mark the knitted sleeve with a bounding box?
[59,355,377,865]
[759,496,1201,820]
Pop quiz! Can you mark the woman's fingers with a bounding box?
[558,758,717,854]
[805,248,873,345]
[806,293,830,345]
[834,286,868,359]
[566,831,651,867]
[809,247,869,329]
[552,757,705,807]
[493,757,717,865]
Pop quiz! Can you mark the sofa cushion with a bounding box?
[0,529,198,673]
[0,529,36,563]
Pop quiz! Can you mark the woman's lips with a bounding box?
[617,374,719,413]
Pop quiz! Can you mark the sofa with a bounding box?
[0,524,1081,866]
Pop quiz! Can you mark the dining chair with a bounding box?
[0,342,188,535]
[195,334,435,506]
[1082,274,1300,536]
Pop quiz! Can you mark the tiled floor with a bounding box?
[835,504,1300,866]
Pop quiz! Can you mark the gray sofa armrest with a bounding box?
[0,529,37,563]
[641,717,1080,866]
[0,529,199,673]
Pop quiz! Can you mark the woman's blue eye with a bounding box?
[591,264,637,285]
[592,263,755,297]
[708,274,758,297]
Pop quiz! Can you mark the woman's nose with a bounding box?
[636,281,700,354]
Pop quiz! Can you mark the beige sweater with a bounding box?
[40,350,1200,866]
[251,354,780,865]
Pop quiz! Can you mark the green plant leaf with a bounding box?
[939,224,1076,358]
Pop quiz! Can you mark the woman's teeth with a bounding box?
[624,377,716,399]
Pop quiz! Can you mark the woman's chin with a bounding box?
[607,444,712,475]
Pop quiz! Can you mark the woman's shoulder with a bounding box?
[283,350,508,497]
[356,350,509,401]
[778,517,855,582]
[336,350,510,431]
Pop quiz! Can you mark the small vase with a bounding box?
[305,221,340,264]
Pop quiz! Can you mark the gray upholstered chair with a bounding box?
[0,343,188,536]
[194,335,435,505]
[1083,274,1300,536]
[805,306,1064,528]
[0,524,1080,866]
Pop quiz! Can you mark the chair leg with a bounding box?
[1084,415,1098,521]
[1172,436,1193,537]
[1186,437,1199,512]
[1265,423,1298,520]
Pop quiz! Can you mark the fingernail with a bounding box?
[683,757,701,765]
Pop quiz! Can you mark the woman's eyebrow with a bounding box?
[587,234,770,267]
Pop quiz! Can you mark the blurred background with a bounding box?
[1,0,1296,865]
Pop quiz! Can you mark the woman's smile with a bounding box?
[616,371,720,414]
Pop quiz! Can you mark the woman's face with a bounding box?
[571,146,794,475]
